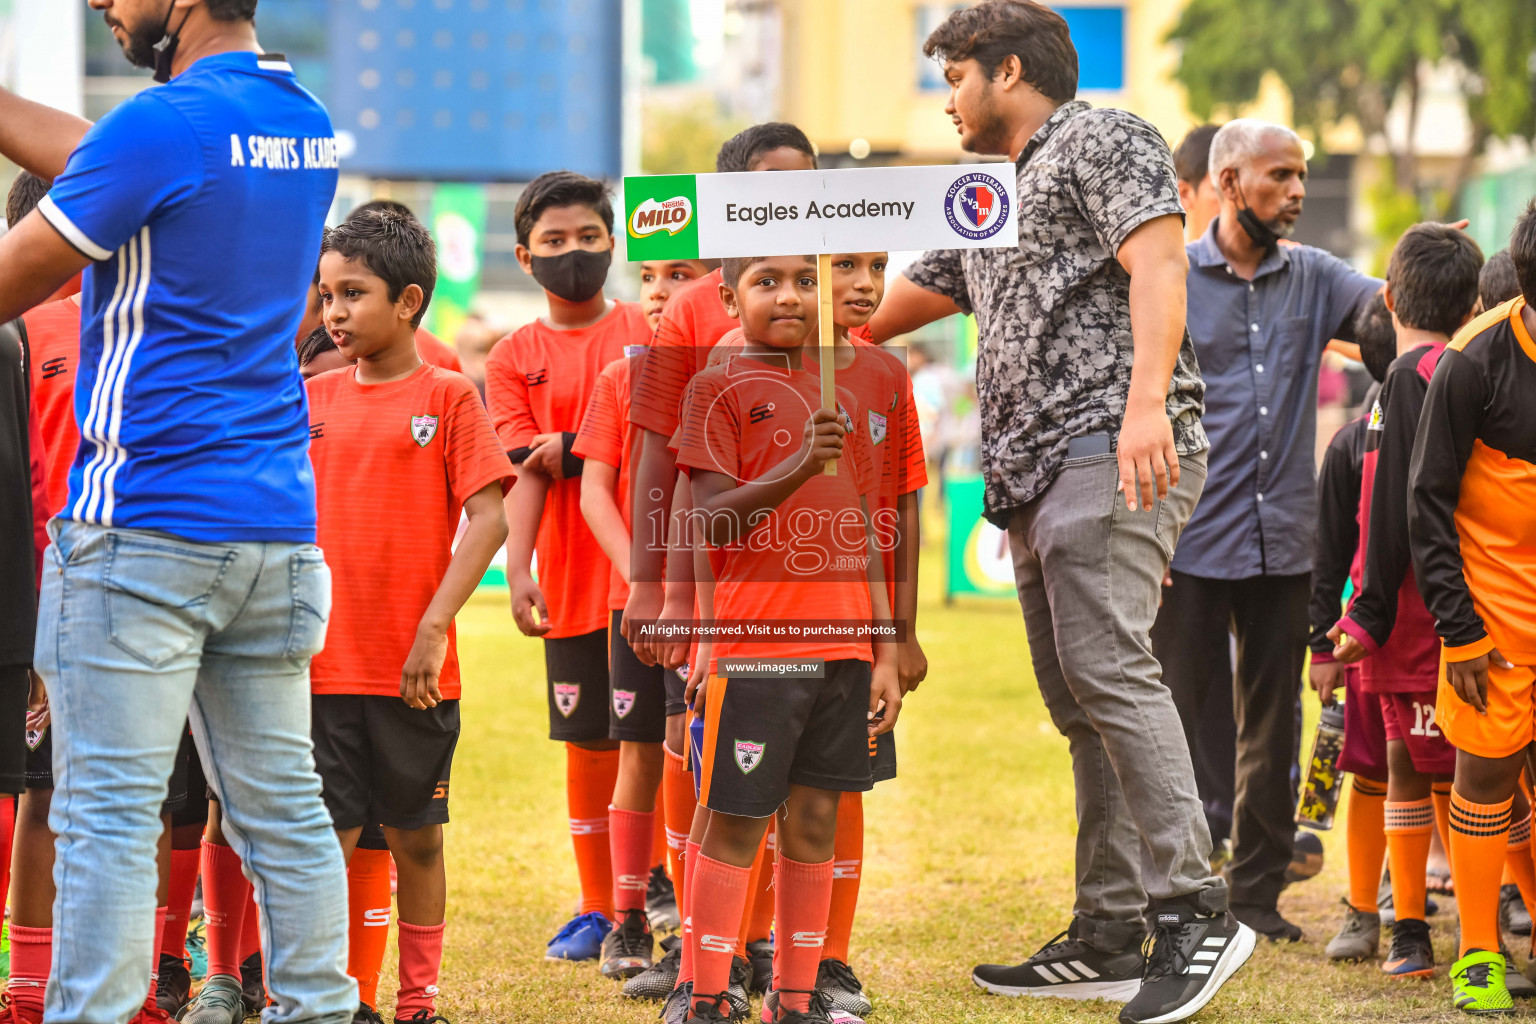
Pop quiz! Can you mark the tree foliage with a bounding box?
[1167,0,1536,219]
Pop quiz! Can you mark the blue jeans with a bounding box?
[33,521,355,1024]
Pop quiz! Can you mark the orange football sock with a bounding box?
[1347,778,1387,913]
[1449,791,1513,955]
[348,848,393,1008]
[5,925,50,1022]
[774,855,834,1014]
[740,829,772,953]
[202,840,251,978]
[1432,781,1454,871]
[654,808,670,874]
[567,744,619,918]
[164,846,201,959]
[240,889,261,961]
[824,792,864,964]
[662,744,694,896]
[690,854,752,1016]
[678,839,701,989]
[395,920,445,1018]
[1384,797,1433,921]
[1505,811,1536,923]
[611,807,656,915]
[0,798,14,921]
[140,906,168,1017]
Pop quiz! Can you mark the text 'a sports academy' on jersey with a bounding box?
[38,52,339,542]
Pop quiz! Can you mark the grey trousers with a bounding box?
[1006,447,1226,953]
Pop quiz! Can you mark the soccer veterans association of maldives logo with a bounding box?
[868,409,888,445]
[944,172,1010,241]
[735,739,765,774]
[554,683,581,718]
[613,689,636,719]
[411,415,439,448]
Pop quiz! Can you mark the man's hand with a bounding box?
[509,572,552,637]
[799,408,847,477]
[869,660,902,736]
[524,432,566,479]
[1326,624,1369,664]
[1309,660,1345,705]
[898,638,928,695]
[1117,401,1179,512]
[400,627,448,709]
[622,580,665,662]
[1446,648,1515,716]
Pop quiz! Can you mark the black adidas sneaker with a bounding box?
[1117,905,1255,1024]
[972,920,1145,1001]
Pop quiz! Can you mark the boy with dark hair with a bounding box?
[675,252,899,1024]
[343,202,462,372]
[1313,293,1393,963]
[1479,250,1521,312]
[1172,124,1222,241]
[573,257,712,980]
[307,208,511,1024]
[1328,226,1486,980]
[621,125,821,1013]
[1407,201,1536,1013]
[705,252,927,1018]
[486,170,649,961]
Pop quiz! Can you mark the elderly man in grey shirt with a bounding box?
[1151,119,1380,943]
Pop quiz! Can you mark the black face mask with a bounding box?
[1234,185,1282,252]
[531,249,612,304]
[121,3,190,83]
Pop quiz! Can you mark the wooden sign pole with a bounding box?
[817,252,837,475]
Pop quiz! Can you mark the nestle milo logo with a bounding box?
[629,196,694,238]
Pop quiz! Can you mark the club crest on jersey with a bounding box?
[735,739,765,774]
[613,689,636,718]
[868,409,888,445]
[411,415,439,448]
[1367,400,1384,432]
[554,683,581,717]
[25,727,44,751]
[836,402,853,435]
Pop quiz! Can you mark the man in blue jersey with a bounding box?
[0,3,354,1023]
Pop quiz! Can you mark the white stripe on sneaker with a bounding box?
[1033,965,1059,983]
[1070,960,1100,979]
[1202,936,1227,947]
[1192,951,1219,961]
[1187,964,1212,975]
[1052,963,1080,981]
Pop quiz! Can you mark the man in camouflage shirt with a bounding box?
[872,4,1252,1020]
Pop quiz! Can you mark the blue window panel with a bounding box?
[917,4,1124,93]
[328,0,622,181]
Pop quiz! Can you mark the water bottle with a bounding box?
[1296,702,1347,831]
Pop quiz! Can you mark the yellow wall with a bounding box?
[777,0,1309,159]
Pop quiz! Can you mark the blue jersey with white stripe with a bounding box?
[39,51,338,542]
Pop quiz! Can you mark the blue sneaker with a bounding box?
[546,911,612,961]
[185,921,208,981]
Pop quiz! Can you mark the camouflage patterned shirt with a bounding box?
[906,100,1206,523]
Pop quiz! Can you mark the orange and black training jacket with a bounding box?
[1407,297,1536,665]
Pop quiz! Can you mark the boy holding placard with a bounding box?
[673,251,900,1024]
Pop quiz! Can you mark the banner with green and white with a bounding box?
[623,163,1019,261]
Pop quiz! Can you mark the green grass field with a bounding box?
[400,554,1482,1023]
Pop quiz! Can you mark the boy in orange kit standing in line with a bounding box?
[675,253,901,1024]
[574,255,715,980]
[307,209,511,1023]
[485,172,651,960]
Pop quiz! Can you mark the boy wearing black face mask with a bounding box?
[484,171,651,962]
